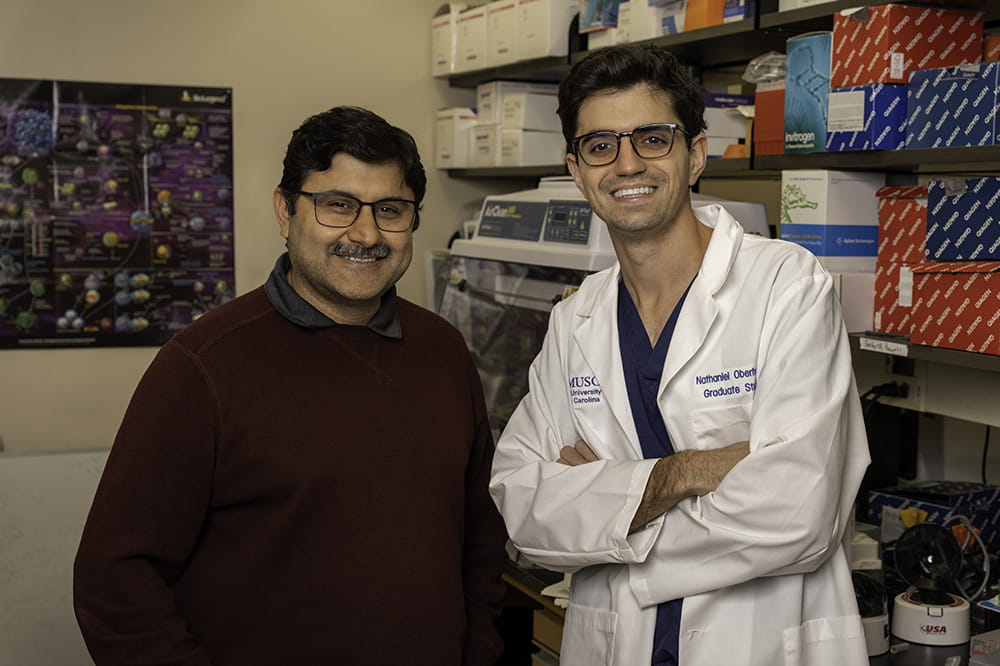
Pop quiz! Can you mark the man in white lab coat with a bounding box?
[489,44,872,666]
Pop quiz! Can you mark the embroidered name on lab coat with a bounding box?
[695,366,756,399]
[568,375,602,405]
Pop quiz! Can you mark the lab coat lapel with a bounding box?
[661,205,743,391]
[573,267,643,459]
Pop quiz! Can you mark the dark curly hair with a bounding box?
[277,106,426,231]
[557,44,706,155]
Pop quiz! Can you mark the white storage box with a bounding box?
[779,169,886,272]
[502,92,560,131]
[487,0,519,67]
[616,1,667,43]
[517,0,579,60]
[660,0,687,34]
[471,124,503,166]
[431,3,469,77]
[501,129,566,165]
[832,271,875,332]
[435,107,478,168]
[455,5,489,73]
[476,80,559,125]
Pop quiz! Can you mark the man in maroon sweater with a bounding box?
[73,106,509,665]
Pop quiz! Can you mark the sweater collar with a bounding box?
[264,252,402,339]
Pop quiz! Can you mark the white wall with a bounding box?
[0,0,514,452]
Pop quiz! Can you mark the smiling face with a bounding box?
[273,152,414,325]
[566,84,707,241]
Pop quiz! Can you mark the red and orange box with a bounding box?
[909,261,1000,355]
[831,5,984,88]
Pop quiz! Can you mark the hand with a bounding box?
[556,440,599,466]
[675,440,750,496]
[630,440,749,532]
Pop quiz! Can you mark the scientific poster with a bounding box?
[0,78,234,348]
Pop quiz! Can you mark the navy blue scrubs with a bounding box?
[617,279,693,666]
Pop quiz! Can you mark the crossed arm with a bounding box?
[557,439,750,532]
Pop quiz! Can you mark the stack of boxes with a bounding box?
[909,178,1000,355]
[433,0,758,74]
[871,177,1000,356]
[436,80,563,168]
[431,0,579,75]
[776,4,987,155]
[873,185,927,336]
[779,170,884,331]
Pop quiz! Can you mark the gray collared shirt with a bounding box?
[263,252,402,339]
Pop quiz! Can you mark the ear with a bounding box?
[566,152,585,195]
[687,133,708,187]
[273,188,291,240]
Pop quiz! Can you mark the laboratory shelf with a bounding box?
[445,157,773,180]
[850,332,1000,373]
[579,18,789,69]
[758,0,1000,31]
[756,146,1000,174]
[446,165,567,179]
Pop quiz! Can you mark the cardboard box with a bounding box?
[435,107,478,168]
[832,271,875,332]
[723,0,753,23]
[470,124,502,166]
[873,261,916,336]
[779,169,885,272]
[517,0,579,60]
[754,80,785,156]
[501,128,566,165]
[487,0,520,67]
[906,62,1000,150]
[826,83,907,151]
[926,177,1000,261]
[705,93,753,157]
[831,5,984,88]
[431,3,470,77]
[455,5,489,73]
[587,26,619,48]
[877,185,927,264]
[502,92,561,131]
[476,80,558,125]
[986,34,1000,62]
[784,32,832,153]
[910,261,1000,355]
[657,0,687,34]
[579,0,621,32]
[616,0,667,43]
[684,0,726,31]
[868,482,1000,549]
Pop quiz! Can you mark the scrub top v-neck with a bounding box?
[617,277,693,666]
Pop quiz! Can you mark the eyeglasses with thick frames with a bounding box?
[296,190,420,233]
[572,123,689,167]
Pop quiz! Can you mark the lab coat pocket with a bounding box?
[560,602,617,666]
[781,614,868,666]
[689,404,751,449]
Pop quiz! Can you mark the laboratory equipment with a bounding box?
[439,177,769,438]
[890,523,971,666]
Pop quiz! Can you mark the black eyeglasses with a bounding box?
[296,190,420,233]
[572,123,689,167]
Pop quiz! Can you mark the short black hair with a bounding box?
[557,44,706,154]
[277,106,426,231]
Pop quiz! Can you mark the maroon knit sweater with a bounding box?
[74,281,508,666]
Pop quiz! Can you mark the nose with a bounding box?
[613,137,646,175]
[345,204,381,245]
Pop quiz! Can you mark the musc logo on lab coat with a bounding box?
[569,375,602,405]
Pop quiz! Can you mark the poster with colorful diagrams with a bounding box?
[0,78,234,348]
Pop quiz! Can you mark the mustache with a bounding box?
[329,243,390,259]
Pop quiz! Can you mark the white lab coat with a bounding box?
[490,205,872,666]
